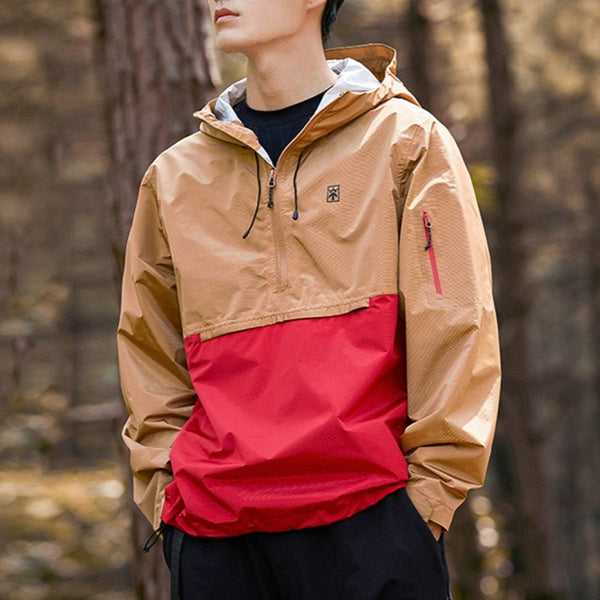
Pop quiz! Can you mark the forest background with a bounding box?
[1,0,599,599]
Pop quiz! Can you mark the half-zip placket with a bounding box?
[267,167,289,291]
[244,107,325,289]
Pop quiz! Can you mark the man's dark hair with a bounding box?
[322,0,344,42]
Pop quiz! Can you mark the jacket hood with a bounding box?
[194,44,419,155]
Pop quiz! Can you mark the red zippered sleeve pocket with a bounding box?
[422,211,443,295]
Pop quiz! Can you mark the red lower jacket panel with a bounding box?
[161,294,409,537]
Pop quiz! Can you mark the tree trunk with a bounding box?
[478,1,561,598]
[406,0,433,111]
[94,2,219,598]
[95,0,220,266]
[582,162,600,600]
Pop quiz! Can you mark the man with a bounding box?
[117,0,501,598]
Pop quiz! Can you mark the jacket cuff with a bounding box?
[405,481,457,532]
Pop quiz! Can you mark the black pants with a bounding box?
[162,488,451,600]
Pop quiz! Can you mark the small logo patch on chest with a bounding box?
[326,184,341,203]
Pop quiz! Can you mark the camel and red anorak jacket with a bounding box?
[117,44,501,537]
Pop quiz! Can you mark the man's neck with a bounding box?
[245,39,336,111]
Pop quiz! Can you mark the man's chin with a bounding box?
[215,34,247,55]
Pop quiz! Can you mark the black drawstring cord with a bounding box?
[142,522,185,599]
[242,153,262,239]
[142,521,167,553]
[292,150,305,221]
[243,150,305,236]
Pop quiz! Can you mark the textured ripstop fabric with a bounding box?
[399,121,499,527]
[153,109,404,342]
[161,295,409,537]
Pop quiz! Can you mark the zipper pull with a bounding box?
[423,212,433,250]
[268,169,276,208]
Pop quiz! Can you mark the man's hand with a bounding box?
[426,521,443,541]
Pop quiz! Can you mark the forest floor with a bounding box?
[1,464,133,600]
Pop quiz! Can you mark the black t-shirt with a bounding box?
[233,90,326,165]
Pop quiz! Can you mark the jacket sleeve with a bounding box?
[398,120,501,531]
[117,167,197,529]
